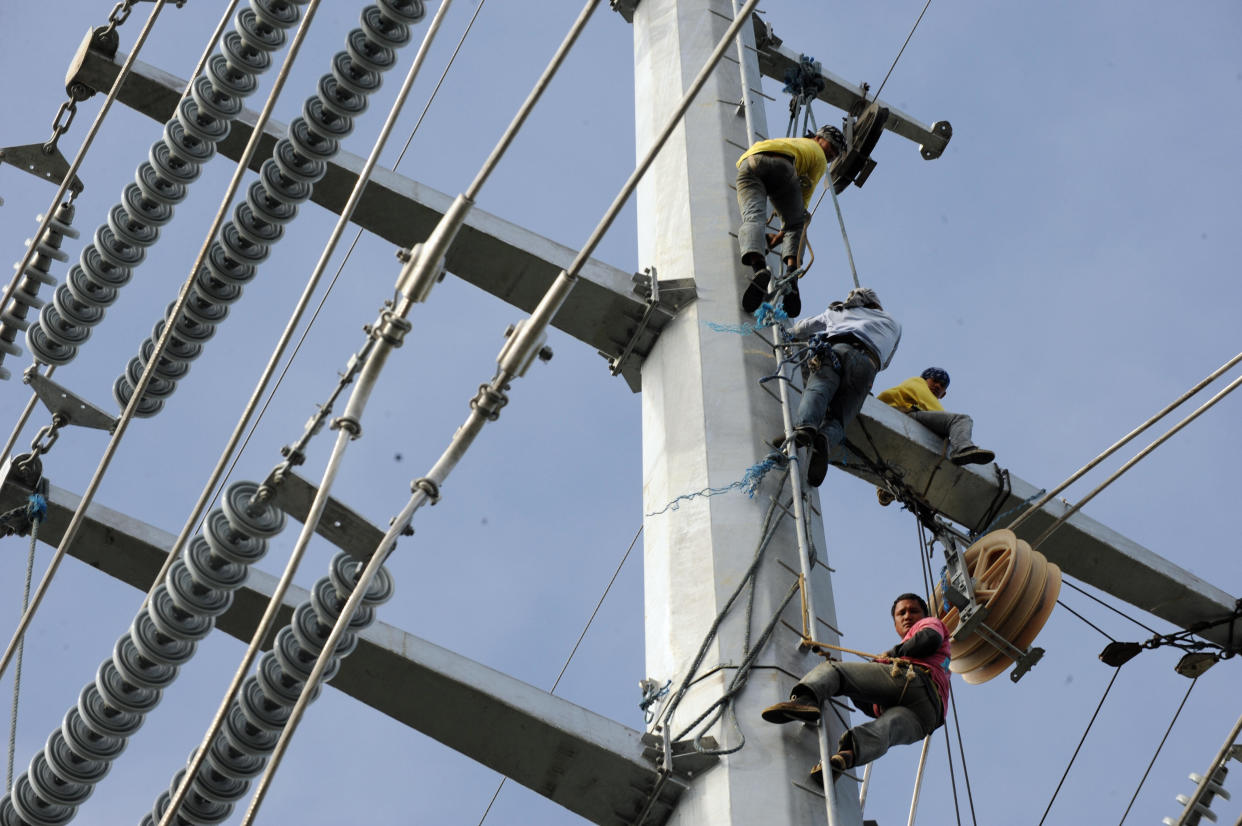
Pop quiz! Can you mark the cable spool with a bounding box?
[115,0,427,418]
[0,482,282,826]
[934,529,1061,685]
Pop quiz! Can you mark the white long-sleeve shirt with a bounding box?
[790,305,902,369]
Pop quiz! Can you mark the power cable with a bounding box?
[1061,579,1159,636]
[1031,372,1242,548]
[0,0,322,688]
[1117,676,1198,825]
[6,514,39,791]
[1037,668,1121,826]
[157,4,457,823]
[873,0,934,101]
[475,523,642,826]
[1056,598,1116,642]
[181,0,493,559]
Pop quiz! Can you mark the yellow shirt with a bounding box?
[877,377,944,412]
[736,138,828,208]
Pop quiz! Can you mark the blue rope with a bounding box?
[646,452,788,517]
[703,302,789,336]
[25,495,46,523]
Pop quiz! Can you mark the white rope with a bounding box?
[6,517,38,791]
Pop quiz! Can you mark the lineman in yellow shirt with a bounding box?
[734,125,846,317]
[877,367,995,467]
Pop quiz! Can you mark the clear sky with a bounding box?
[0,1,1239,825]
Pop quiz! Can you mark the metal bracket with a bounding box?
[968,619,1045,683]
[609,0,640,23]
[24,368,117,433]
[640,732,721,777]
[606,268,697,377]
[0,143,84,195]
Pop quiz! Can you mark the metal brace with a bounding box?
[606,268,696,378]
[24,367,118,433]
[639,732,720,777]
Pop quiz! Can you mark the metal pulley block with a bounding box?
[828,101,890,194]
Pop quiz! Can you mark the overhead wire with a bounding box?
[1007,350,1242,533]
[1117,676,1198,825]
[235,0,738,815]
[1061,579,1159,636]
[183,0,493,552]
[1037,668,1121,826]
[474,523,641,826]
[1030,372,1242,548]
[0,0,324,687]
[873,0,934,102]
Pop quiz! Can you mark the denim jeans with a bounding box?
[907,409,976,454]
[793,343,877,448]
[796,660,942,767]
[735,153,808,265]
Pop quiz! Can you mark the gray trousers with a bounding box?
[907,409,976,455]
[796,660,942,767]
[735,153,808,266]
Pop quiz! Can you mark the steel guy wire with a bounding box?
[1037,668,1122,826]
[239,5,762,819]
[0,0,322,689]
[0,0,171,336]
[171,0,491,577]
[475,522,642,826]
[1117,676,1197,825]
[873,0,934,102]
[1031,372,1242,548]
[1007,350,1242,532]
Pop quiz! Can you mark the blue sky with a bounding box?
[0,1,1239,824]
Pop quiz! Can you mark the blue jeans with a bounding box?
[796,660,942,767]
[735,153,808,266]
[793,343,877,448]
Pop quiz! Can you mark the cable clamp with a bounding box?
[412,477,439,504]
[469,383,509,422]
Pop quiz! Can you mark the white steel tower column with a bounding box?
[634,1,862,824]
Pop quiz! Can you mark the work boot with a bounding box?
[740,268,771,313]
[809,751,854,786]
[760,696,821,725]
[781,277,801,318]
[807,431,829,487]
[950,446,996,466]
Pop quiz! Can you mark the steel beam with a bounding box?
[67,47,691,393]
[0,471,685,826]
[838,399,1241,650]
[750,20,952,160]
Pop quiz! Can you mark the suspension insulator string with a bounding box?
[0,0,320,702]
[0,0,171,341]
[237,3,763,821]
